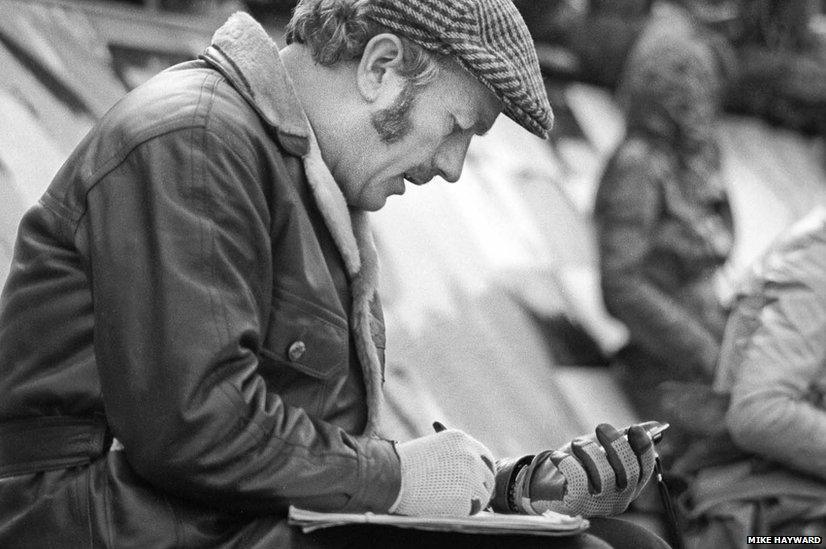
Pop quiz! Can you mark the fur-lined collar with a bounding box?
[203,13,385,435]
[202,12,309,156]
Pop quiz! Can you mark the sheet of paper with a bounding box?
[288,506,590,537]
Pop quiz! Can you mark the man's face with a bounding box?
[334,62,503,211]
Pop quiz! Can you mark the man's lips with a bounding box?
[404,173,431,186]
[392,172,434,196]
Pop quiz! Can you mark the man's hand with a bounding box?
[390,429,495,516]
[518,423,656,517]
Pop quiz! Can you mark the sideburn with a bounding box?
[371,81,417,144]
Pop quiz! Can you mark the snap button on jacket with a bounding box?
[288,341,308,362]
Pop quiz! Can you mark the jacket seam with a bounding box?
[70,73,221,235]
[84,467,94,549]
[71,123,267,245]
[213,382,356,464]
[102,460,114,549]
[198,76,237,352]
[273,285,348,331]
[70,122,208,236]
[40,192,78,224]
[160,489,183,547]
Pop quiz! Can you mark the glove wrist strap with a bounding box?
[514,463,538,514]
[491,455,532,512]
[507,460,530,512]
[519,449,557,514]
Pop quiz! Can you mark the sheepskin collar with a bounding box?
[203,12,309,156]
[203,13,385,435]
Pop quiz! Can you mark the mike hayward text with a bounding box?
[747,536,822,545]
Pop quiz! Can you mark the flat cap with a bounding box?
[363,0,554,138]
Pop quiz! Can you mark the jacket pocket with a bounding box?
[259,290,349,416]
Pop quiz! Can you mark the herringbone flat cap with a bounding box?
[364,0,554,138]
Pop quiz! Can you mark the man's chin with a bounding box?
[355,195,389,212]
[363,202,386,212]
[349,179,407,211]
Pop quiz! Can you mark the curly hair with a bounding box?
[285,0,441,88]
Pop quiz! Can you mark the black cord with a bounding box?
[655,455,685,549]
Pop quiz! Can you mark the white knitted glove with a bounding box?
[390,429,495,516]
[516,423,656,517]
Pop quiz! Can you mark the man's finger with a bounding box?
[571,439,616,495]
[627,425,656,494]
[595,423,636,491]
[481,454,495,475]
[627,424,654,455]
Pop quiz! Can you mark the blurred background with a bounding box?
[1,0,825,536]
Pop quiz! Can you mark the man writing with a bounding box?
[0,1,662,547]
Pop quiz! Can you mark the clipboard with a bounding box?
[288,506,590,537]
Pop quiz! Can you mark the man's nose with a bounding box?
[434,135,472,183]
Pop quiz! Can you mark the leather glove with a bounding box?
[390,429,495,516]
[515,423,655,517]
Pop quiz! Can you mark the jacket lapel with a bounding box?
[206,12,385,436]
[303,132,385,436]
[349,210,384,436]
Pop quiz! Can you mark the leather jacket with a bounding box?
[0,13,398,548]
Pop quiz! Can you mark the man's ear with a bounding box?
[356,33,406,103]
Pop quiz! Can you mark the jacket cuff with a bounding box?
[491,455,533,513]
[342,436,401,513]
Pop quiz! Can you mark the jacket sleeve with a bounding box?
[595,148,721,375]
[80,123,399,514]
[725,245,826,480]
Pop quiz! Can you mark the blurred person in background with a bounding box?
[678,207,826,548]
[512,0,653,89]
[724,0,826,141]
[594,4,735,462]
[516,0,826,143]
[0,1,666,547]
